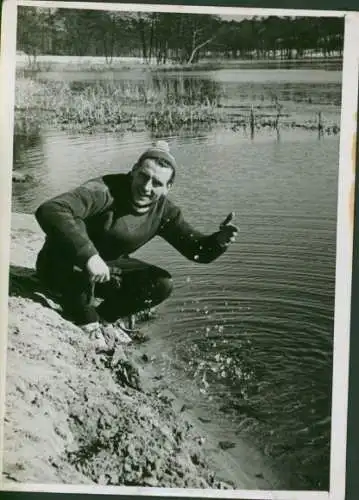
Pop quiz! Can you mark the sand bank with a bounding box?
[2,213,283,491]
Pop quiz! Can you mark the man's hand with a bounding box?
[86,254,110,283]
[217,212,239,248]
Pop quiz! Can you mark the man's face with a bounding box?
[131,158,172,207]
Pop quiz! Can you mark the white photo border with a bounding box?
[1,2,359,500]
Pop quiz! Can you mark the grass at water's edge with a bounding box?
[14,76,341,137]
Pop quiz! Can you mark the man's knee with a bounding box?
[158,275,173,299]
[153,269,173,301]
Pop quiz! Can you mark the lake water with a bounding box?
[12,67,341,490]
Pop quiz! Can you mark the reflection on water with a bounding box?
[13,133,43,165]
[37,67,342,109]
[12,68,341,490]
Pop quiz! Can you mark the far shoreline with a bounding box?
[15,53,343,74]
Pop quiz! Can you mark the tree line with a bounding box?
[17,7,344,64]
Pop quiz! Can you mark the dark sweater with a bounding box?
[35,173,226,268]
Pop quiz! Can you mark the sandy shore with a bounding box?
[2,212,283,491]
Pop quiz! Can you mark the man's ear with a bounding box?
[132,162,140,173]
[167,181,173,191]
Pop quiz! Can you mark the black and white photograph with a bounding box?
[0,1,358,498]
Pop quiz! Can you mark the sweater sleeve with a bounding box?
[158,201,226,264]
[35,178,114,268]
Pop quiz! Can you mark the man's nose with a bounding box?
[143,178,152,193]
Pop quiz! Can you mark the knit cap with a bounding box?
[137,141,177,180]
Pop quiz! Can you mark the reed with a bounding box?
[14,77,340,137]
[15,77,224,134]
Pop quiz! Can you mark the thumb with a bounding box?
[220,211,235,229]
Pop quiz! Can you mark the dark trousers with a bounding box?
[36,252,173,326]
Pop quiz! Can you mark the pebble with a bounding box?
[12,171,32,183]
[198,416,212,423]
[191,453,200,465]
[111,345,127,367]
[98,473,107,485]
[180,403,194,412]
[218,440,236,451]
[143,477,158,487]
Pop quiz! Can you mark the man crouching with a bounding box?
[35,141,238,351]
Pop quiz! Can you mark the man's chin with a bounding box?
[132,200,152,214]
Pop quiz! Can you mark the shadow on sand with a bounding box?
[9,264,63,313]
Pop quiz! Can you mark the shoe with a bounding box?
[114,319,149,344]
[101,323,132,346]
[134,308,157,323]
[81,322,111,353]
[115,318,139,334]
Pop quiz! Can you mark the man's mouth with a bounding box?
[137,189,152,199]
[133,190,152,205]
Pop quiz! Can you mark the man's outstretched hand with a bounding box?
[217,212,239,248]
